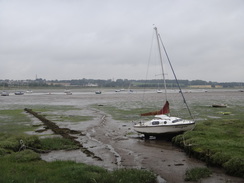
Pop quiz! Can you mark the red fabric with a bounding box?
[160,101,170,114]
[141,101,170,116]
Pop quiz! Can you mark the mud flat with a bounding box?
[40,107,243,183]
[1,89,244,182]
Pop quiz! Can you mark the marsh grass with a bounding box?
[92,103,154,121]
[173,100,244,178]
[185,167,212,181]
[30,105,94,123]
[0,109,34,134]
[33,105,79,112]
[184,119,243,157]
[172,118,244,177]
[0,158,156,183]
[0,106,93,137]
[39,137,79,150]
[0,133,79,155]
[0,133,156,183]
[191,104,244,121]
[48,114,93,123]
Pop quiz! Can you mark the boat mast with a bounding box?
[158,34,194,120]
[154,27,167,101]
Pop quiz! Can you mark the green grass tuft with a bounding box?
[39,137,79,150]
[5,149,41,162]
[0,132,157,183]
[0,156,156,183]
[0,109,34,134]
[223,158,244,177]
[109,169,156,183]
[185,167,212,181]
[0,133,79,153]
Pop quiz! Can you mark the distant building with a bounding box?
[189,85,223,89]
[85,83,98,87]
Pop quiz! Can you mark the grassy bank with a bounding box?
[0,133,156,183]
[172,118,244,178]
[171,99,244,178]
[0,133,80,155]
[0,157,156,183]
[0,154,156,183]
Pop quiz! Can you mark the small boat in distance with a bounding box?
[157,89,163,93]
[66,91,72,95]
[15,91,24,95]
[1,91,9,96]
[212,104,227,108]
[134,27,195,138]
[95,91,102,94]
[64,89,72,95]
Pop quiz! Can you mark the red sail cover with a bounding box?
[141,101,170,116]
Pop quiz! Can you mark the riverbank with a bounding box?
[172,117,244,178]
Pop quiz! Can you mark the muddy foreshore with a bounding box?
[39,107,243,183]
[1,89,243,182]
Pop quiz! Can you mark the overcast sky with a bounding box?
[0,0,243,82]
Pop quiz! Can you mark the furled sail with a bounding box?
[141,101,170,116]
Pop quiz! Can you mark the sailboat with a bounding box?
[156,83,163,93]
[134,27,195,138]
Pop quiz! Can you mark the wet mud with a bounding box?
[71,108,243,183]
[41,107,243,183]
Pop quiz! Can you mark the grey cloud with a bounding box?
[0,0,243,81]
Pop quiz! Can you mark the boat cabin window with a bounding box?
[152,121,159,125]
[164,121,167,124]
[172,119,182,123]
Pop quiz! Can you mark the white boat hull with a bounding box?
[134,115,195,136]
[134,122,195,135]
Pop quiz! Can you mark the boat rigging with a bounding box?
[134,27,195,139]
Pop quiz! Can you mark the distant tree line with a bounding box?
[48,78,243,88]
[0,78,243,88]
